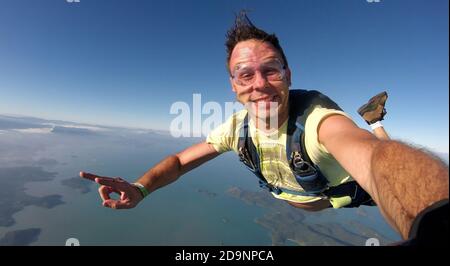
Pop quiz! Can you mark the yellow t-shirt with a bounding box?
[206,90,354,206]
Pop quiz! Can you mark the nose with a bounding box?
[252,71,269,91]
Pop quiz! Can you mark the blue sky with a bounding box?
[0,0,448,153]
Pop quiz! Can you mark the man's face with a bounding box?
[229,40,291,122]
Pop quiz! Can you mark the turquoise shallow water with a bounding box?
[0,131,401,245]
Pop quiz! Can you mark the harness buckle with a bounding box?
[291,151,316,176]
[238,146,257,172]
[289,151,329,193]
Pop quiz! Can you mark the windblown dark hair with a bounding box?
[225,10,288,73]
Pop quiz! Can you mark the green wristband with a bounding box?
[133,182,150,198]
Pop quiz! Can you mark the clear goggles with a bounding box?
[231,59,286,86]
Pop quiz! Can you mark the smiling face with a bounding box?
[229,39,291,127]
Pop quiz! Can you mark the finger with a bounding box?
[98,185,122,201]
[98,186,111,202]
[103,199,131,210]
[95,177,128,190]
[79,171,109,182]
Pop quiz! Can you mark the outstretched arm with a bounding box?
[369,141,448,239]
[135,141,220,194]
[319,115,449,239]
[80,141,220,209]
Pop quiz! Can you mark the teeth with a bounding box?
[251,95,280,103]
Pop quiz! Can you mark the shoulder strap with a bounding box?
[286,90,330,194]
[238,115,256,171]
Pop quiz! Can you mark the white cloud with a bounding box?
[42,123,110,132]
[12,128,53,134]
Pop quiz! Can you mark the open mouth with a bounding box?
[251,95,279,103]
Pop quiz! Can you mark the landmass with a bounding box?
[226,186,394,246]
[0,166,65,227]
[61,176,94,194]
[0,228,41,246]
[196,188,218,198]
[51,126,97,135]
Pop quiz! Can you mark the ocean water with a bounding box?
[0,129,401,246]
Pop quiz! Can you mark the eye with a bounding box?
[238,71,254,81]
[263,67,280,77]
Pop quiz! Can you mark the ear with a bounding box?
[285,67,292,87]
[230,77,237,93]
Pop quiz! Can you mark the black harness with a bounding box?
[237,90,375,208]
